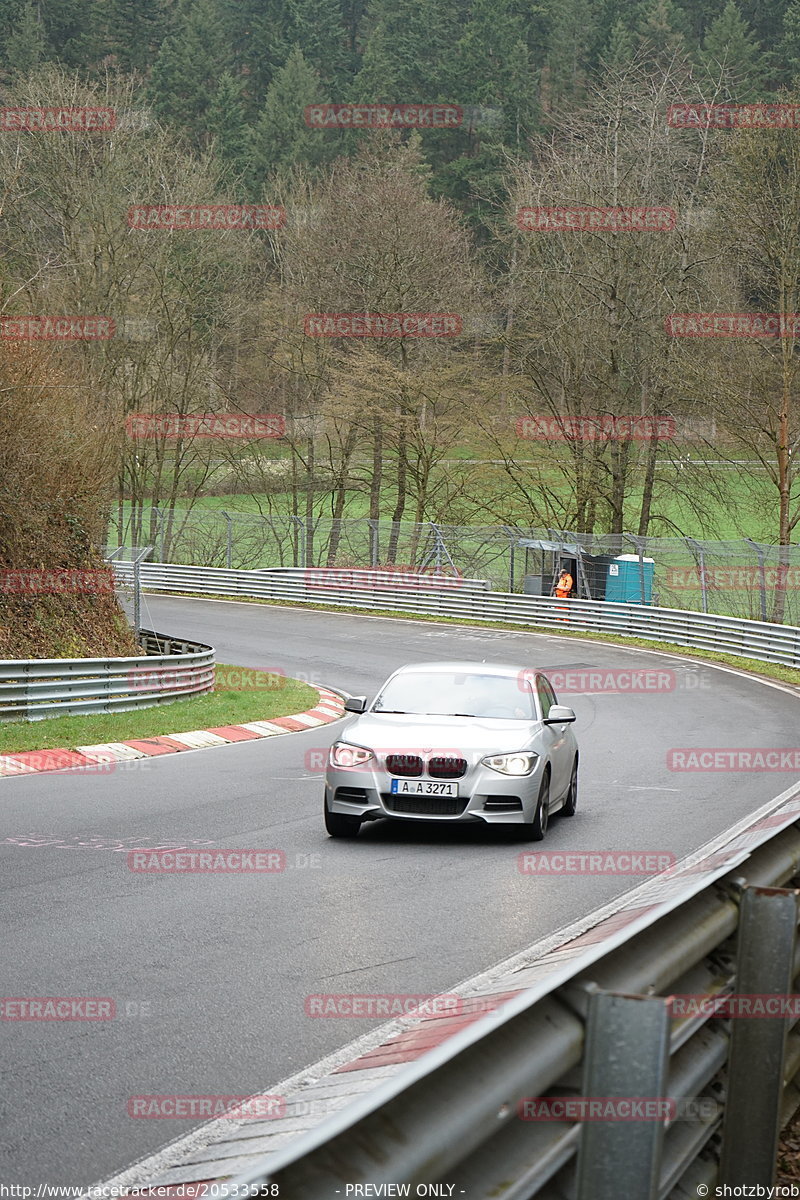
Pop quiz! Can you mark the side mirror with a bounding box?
[344,696,368,714]
[544,705,576,724]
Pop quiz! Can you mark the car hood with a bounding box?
[343,713,537,757]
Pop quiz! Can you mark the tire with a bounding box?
[562,761,578,817]
[521,771,549,841]
[324,801,362,838]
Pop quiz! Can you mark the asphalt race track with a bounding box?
[2,595,798,1186]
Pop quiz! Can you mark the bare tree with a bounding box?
[502,62,715,534]
[266,137,484,560]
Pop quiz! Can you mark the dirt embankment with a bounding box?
[0,344,138,659]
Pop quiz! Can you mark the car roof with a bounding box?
[388,661,537,680]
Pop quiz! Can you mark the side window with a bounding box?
[543,677,558,710]
[536,677,553,719]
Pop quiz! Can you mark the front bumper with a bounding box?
[325,757,543,825]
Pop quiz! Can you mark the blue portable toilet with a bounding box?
[605,553,654,604]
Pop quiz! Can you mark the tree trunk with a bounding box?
[305,435,314,567]
[326,427,358,565]
[771,352,792,622]
[500,241,518,404]
[637,428,659,537]
[369,415,383,522]
[608,440,629,535]
[387,424,408,563]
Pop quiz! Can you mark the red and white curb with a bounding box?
[88,778,800,1194]
[0,688,345,778]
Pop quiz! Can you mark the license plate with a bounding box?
[390,780,459,797]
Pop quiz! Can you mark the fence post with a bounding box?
[685,536,708,614]
[419,523,458,575]
[221,511,233,569]
[502,526,519,592]
[149,506,167,563]
[133,556,140,639]
[745,538,768,622]
[718,884,800,1186]
[576,990,671,1200]
[132,546,153,643]
[432,522,442,572]
[290,516,306,568]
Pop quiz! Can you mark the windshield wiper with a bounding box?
[375,710,479,717]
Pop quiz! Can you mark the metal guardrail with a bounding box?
[194,807,800,1197]
[0,629,214,721]
[114,560,800,669]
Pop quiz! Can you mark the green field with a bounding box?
[135,464,779,543]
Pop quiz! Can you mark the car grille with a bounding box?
[335,787,369,804]
[382,793,468,817]
[428,756,467,779]
[385,754,423,777]
[483,796,523,812]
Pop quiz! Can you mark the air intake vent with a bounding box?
[335,787,369,804]
[383,794,467,816]
[483,796,523,812]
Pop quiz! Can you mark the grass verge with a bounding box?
[0,667,320,754]
[150,591,800,690]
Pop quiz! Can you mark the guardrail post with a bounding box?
[22,661,33,721]
[718,885,800,1187]
[576,991,670,1200]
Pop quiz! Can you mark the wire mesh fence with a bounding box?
[108,506,800,625]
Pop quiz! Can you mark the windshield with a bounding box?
[372,671,536,720]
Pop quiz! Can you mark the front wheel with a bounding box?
[324,800,362,838]
[521,772,549,841]
[562,761,578,817]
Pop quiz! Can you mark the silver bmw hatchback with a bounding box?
[324,661,578,839]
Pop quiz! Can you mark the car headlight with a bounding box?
[481,752,538,776]
[330,742,374,769]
